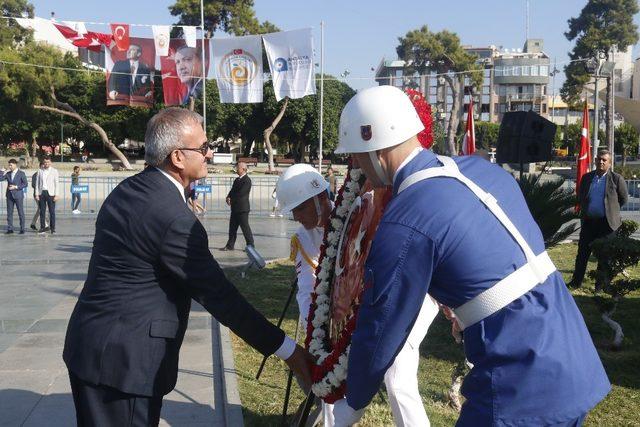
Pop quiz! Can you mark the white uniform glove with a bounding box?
[332,398,364,427]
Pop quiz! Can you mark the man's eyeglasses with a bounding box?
[175,141,211,156]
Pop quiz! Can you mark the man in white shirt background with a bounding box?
[35,155,59,234]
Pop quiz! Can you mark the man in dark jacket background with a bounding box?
[569,149,628,289]
[220,161,255,250]
[63,108,311,425]
[0,158,28,234]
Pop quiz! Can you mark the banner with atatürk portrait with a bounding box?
[105,37,155,108]
[212,35,263,103]
[160,39,211,106]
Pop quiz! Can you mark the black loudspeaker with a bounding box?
[496,110,556,164]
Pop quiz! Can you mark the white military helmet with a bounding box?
[276,164,329,213]
[335,85,424,154]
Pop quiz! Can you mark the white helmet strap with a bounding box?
[368,151,391,186]
[313,195,322,226]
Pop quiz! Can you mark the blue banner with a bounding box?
[71,185,89,194]
[195,185,212,193]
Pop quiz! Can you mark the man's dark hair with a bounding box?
[8,158,17,165]
[597,149,611,158]
[43,155,51,161]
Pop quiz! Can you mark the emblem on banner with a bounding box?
[219,50,259,87]
[360,125,372,141]
[274,57,288,72]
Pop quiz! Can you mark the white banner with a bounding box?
[152,25,170,56]
[212,35,263,103]
[263,28,316,101]
[183,26,197,48]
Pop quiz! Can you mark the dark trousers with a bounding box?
[69,371,163,427]
[39,190,56,231]
[225,211,254,248]
[6,195,25,232]
[571,217,616,287]
[72,193,81,210]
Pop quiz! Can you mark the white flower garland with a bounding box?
[307,166,365,399]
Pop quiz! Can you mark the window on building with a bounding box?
[503,66,512,76]
[522,66,529,76]
[395,69,403,77]
[499,103,507,113]
[513,66,521,76]
[542,104,547,114]
[530,66,539,76]
[481,103,490,113]
[615,69,623,92]
[539,65,549,76]
[495,66,503,76]
[482,94,490,104]
[481,112,490,121]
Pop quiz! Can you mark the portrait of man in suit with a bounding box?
[175,46,203,105]
[107,43,154,107]
[0,158,28,234]
[220,161,254,251]
[63,108,311,425]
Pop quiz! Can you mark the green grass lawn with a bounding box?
[226,243,640,426]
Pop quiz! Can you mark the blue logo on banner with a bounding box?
[274,57,288,72]
[195,185,211,193]
[71,185,89,194]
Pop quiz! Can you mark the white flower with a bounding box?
[317,269,329,281]
[342,191,356,203]
[331,218,344,230]
[327,371,341,387]
[316,294,330,305]
[350,169,362,181]
[321,258,333,270]
[334,365,346,379]
[316,282,329,294]
[327,231,340,244]
[312,328,326,338]
[325,246,337,258]
[336,205,349,217]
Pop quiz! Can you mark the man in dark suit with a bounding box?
[108,44,153,100]
[220,161,255,250]
[63,108,311,426]
[569,149,628,289]
[0,158,28,234]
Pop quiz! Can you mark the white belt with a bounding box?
[452,251,556,330]
[398,155,558,331]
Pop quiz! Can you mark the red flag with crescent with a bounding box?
[575,101,591,212]
[110,23,130,52]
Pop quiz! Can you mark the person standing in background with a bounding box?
[71,166,82,214]
[220,162,254,251]
[0,159,28,234]
[36,155,59,234]
[30,161,49,231]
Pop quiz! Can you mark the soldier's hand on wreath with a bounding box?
[332,398,364,426]
[284,344,313,393]
[225,197,231,206]
[441,305,463,343]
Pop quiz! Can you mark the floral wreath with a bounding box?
[304,158,367,403]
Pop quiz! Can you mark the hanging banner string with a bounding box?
[0,14,202,29]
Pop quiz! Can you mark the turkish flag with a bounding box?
[462,97,476,155]
[53,23,112,52]
[575,101,591,212]
[110,23,130,51]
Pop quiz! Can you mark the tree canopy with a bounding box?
[561,0,639,104]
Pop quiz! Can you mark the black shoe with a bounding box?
[50,230,56,234]
[43,226,50,232]
[218,246,234,251]
[5,230,14,234]
[19,230,25,234]
[30,225,37,231]
[567,280,580,289]
[38,229,47,234]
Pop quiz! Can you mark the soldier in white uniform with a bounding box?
[276,164,439,427]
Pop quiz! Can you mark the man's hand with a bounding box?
[441,305,462,343]
[8,185,17,190]
[35,195,40,202]
[109,90,118,100]
[332,398,364,427]
[225,197,231,206]
[284,344,313,393]
[53,195,59,202]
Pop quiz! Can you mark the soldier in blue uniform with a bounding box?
[330,85,610,426]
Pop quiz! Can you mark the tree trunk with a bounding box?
[622,146,627,167]
[263,97,289,172]
[443,74,464,155]
[31,136,38,158]
[602,304,624,349]
[33,87,132,170]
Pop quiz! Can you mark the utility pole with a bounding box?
[606,45,617,170]
[550,58,559,122]
[592,54,603,165]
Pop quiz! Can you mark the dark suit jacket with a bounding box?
[578,169,628,230]
[63,167,283,397]
[227,174,251,213]
[108,60,152,96]
[0,169,28,199]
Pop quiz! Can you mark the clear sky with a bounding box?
[28,0,640,92]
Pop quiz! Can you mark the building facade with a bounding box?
[374,39,550,126]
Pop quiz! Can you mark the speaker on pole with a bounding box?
[496,110,556,164]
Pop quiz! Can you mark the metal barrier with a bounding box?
[0,175,345,217]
